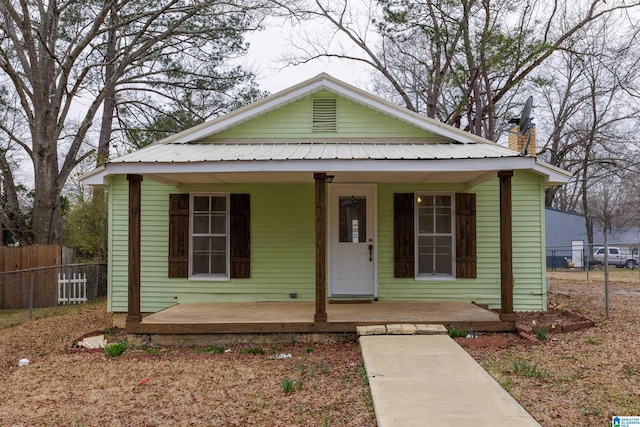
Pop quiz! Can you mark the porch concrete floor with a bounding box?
[141,300,499,325]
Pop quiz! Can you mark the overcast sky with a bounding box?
[243,14,376,94]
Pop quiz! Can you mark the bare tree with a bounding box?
[275,0,640,140]
[0,0,266,245]
[530,14,640,242]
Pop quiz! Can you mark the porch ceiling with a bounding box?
[143,170,499,186]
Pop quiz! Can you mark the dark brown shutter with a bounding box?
[230,194,250,278]
[456,193,477,278]
[168,194,189,278]
[394,193,415,278]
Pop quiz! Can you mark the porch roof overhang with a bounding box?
[81,141,571,188]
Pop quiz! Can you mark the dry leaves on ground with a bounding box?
[465,271,640,427]
[0,301,375,427]
[2,270,639,426]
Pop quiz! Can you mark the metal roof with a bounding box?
[111,141,520,164]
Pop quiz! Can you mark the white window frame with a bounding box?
[189,193,230,280]
[414,191,456,280]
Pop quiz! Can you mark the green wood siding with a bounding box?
[210,91,436,140]
[109,176,315,313]
[377,171,546,311]
[108,171,547,313]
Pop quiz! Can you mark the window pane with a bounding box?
[211,254,226,274]
[417,195,433,207]
[191,194,228,277]
[192,254,209,274]
[211,213,226,234]
[193,196,209,211]
[418,213,434,234]
[435,254,453,274]
[418,253,434,274]
[435,213,451,233]
[435,195,449,207]
[212,196,226,212]
[338,196,366,243]
[435,236,451,249]
[416,194,453,276]
[418,236,435,252]
[193,236,209,251]
[212,236,226,251]
[193,213,210,234]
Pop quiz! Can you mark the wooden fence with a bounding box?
[0,245,63,309]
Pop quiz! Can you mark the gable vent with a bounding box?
[312,98,337,132]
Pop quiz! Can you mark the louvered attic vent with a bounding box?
[312,98,337,132]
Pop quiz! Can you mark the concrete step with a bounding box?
[356,323,448,336]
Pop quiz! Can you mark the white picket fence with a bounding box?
[57,272,88,304]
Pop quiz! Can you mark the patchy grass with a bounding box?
[0,299,106,330]
[511,359,550,380]
[467,274,640,426]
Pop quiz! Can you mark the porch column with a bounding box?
[127,174,143,323]
[314,172,328,322]
[498,170,515,321]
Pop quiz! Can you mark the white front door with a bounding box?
[329,185,376,297]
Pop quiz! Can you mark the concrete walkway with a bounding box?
[360,335,541,426]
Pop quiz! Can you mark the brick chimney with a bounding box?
[508,125,536,156]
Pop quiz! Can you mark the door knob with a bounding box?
[369,244,373,262]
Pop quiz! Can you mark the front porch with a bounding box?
[126,300,514,334]
[123,171,519,333]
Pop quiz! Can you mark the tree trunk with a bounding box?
[32,139,62,245]
[97,2,117,167]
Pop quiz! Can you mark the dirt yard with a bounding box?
[1,270,638,426]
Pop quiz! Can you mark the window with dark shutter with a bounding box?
[168,194,189,278]
[394,192,477,279]
[455,193,477,278]
[168,193,251,279]
[394,193,415,278]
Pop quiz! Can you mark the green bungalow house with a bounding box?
[82,73,570,335]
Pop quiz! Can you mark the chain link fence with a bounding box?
[547,242,640,273]
[547,242,640,319]
[0,263,107,326]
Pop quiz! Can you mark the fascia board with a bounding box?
[82,157,541,185]
[532,162,572,186]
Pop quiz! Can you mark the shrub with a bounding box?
[105,341,128,358]
[447,326,467,338]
